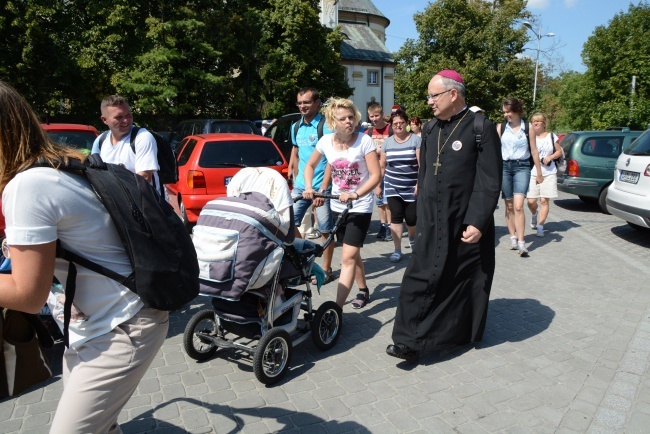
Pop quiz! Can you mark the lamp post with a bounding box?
[524,21,554,107]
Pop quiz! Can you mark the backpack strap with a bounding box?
[291,121,299,146]
[97,127,139,153]
[96,131,109,151]
[474,113,484,150]
[317,116,325,139]
[129,125,140,153]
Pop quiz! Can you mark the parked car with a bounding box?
[41,123,99,154]
[264,113,301,162]
[606,129,650,230]
[557,127,643,213]
[165,133,289,228]
[168,119,261,151]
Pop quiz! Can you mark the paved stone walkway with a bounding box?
[1,192,648,433]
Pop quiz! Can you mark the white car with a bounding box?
[606,130,650,230]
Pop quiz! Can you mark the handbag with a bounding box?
[0,307,54,397]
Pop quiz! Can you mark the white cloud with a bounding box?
[527,0,550,10]
[564,0,579,7]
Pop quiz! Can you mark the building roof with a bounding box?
[340,23,394,63]
[338,0,386,20]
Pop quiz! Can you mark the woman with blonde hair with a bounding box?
[0,80,168,433]
[303,97,381,309]
[527,112,563,237]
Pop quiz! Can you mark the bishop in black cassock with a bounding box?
[387,70,502,362]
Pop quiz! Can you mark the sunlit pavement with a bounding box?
[2,191,649,433]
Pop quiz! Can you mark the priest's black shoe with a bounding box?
[386,343,419,362]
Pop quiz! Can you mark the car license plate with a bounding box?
[620,170,639,184]
[225,176,232,186]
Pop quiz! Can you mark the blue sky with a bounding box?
[372,0,642,73]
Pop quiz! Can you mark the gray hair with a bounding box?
[439,76,466,98]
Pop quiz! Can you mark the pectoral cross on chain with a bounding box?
[433,156,442,175]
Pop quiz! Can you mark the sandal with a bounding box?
[351,289,370,309]
[312,268,333,285]
[389,251,402,263]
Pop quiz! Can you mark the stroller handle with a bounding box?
[293,192,354,209]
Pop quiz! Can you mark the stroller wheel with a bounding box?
[253,328,292,385]
[311,301,343,351]
[183,309,218,361]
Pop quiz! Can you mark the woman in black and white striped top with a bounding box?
[378,109,421,263]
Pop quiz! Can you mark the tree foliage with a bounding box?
[394,0,535,120]
[0,0,351,129]
[259,0,351,117]
[580,1,650,129]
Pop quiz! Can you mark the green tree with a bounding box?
[0,0,84,120]
[581,2,650,129]
[394,0,535,120]
[259,0,352,118]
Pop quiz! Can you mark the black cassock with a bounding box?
[392,108,502,351]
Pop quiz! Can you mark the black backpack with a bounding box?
[30,155,199,347]
[421,112,486,149]
[97,126,178,184]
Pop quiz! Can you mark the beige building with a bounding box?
[320,0,396,119]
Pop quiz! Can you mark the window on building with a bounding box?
[368,70,379,86]
[343,68,348,82]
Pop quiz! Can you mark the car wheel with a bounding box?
[179,198,193,231]
[598,187,610,214]
[627,222,650,232]
[253,328,292,385]
[183,309,218,361]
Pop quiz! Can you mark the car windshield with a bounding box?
[624,130,650,156]
[209,122,254,134]
[198,140,284,168]
[46,131,97,153]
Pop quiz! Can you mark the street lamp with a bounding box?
[524,21,555,107]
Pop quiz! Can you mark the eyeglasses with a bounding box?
[392,121,406,126]
[296,100,314,106]
[426,89,452,102]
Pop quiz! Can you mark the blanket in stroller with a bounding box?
[193,168,295,301]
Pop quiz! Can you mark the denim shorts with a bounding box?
[291,187,333,233]
[502,159,532,199]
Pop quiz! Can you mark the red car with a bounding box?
[0,124,99,238]
[41,123,99,154]
[166,133,289,228]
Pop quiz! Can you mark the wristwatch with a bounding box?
[1,238,10,259]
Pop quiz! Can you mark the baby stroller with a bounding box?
[183,167,348,385]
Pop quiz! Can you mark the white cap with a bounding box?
[469,106,484,113]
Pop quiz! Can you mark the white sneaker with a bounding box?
[509,236,518,250]
[536,225,544,237]
[530,213,538,229]
[518,242,529,257]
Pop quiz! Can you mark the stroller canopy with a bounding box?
[227,167,294,241]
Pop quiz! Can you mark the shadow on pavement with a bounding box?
[388,298,555,369]
[495,219,581,250]
[610,223,650,247]
[121,397,369,433]
[553,198,601,213]
[479,298,555,348]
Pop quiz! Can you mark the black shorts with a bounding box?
[387,196,417,226]
[332,211,372,248]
